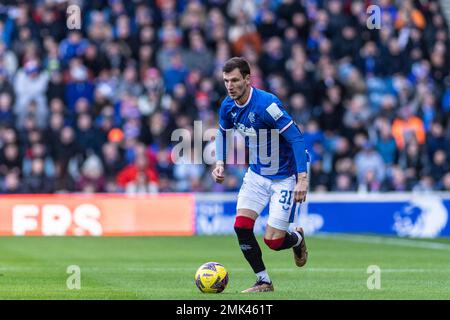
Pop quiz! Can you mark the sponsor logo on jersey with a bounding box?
[234,122,257,137]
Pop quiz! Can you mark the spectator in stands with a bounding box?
[375,117,398,166]
[23,157,54,193]
[358,169,383,193]
[0,66,15,99]
[14,60,49,129]
[382,165,410,192]
[343,94,372,138]
[183,31,214,75]
[441,172,450,191]
[54,126,80,192]
[334,173,357,192]
[59,30,89,64]
[392,106,426,150]
[0,42,18,77]
[65,59,94,111]
[163,53,189,94]
[46,70,66,103]
[173,146,205,192]
[426,121,448,160]
[22,141,55,178]
[0,92,14,127]
[76,154,106,193]
[354,142,386,187]
[1,170,25,194]
[289,93,311,126]
[429,150,450,184]
[309,160,330,192]
[412,175,435,192]
[101,140,126,184]
[399,140,425,180]
[116,147,158,193]
[75,113,103,157]
[0,143,21,175]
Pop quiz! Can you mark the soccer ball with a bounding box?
[195,262,229,293]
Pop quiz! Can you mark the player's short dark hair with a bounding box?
[222,57,251,78]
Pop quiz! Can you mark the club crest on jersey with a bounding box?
[248,112,256,123]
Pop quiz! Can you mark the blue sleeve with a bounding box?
[215,127,227,162]
[281,124,308,173]
[261,98,307,173]
[218,101,233,130]
[216,101,233,162]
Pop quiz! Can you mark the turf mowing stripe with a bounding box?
[2,266,450,273]
[315,233,450,251]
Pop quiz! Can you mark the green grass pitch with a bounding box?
[1,234,450,299]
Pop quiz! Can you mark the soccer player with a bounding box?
[212,57,309,293]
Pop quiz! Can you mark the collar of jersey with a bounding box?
[235,87,253,108]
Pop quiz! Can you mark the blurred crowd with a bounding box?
[0,0,449,194]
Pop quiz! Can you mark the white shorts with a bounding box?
[237,168,297,231]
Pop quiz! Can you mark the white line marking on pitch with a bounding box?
[122,267,450,273]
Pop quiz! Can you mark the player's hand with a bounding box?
[294,173,308,203]
[212,163,225,183]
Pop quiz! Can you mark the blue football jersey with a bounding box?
[218,87,303,179]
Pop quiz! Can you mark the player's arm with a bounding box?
[280,122,308,203]
[212,126,227,183]
[212,104,233,183]
[263,101,308,203]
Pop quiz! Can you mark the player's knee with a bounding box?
[234,216,255,231]
[234,216,255,238]
[263,237,285,251]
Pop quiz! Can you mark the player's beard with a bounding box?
[233,85,249,104]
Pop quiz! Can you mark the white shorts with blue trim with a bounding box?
[236,168,297,231]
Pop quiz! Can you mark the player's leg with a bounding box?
[234,209,261,275]
[234,209,268,280]
[235,169,273,292]
[263,223,302,250]
[264,221,307,267]
[235,208,274,293]
[263,176,308,267]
